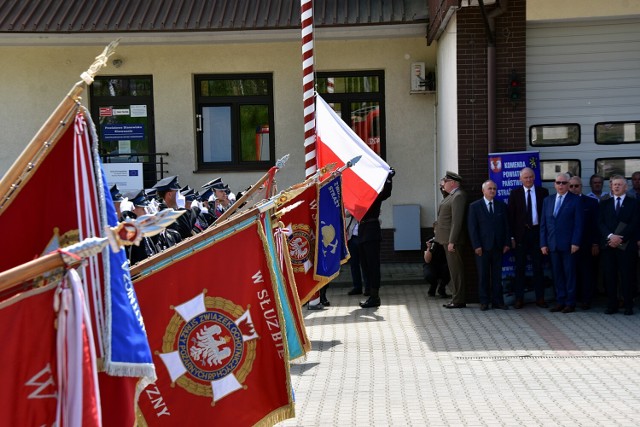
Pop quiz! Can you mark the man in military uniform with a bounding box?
[181,186,209,233]
[120,190,158,265]
[435,171,468,309]
[110,184,125,218]
[153,175,193,240]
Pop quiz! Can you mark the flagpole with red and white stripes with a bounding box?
[301,0,324,308]
[301,0,316,179]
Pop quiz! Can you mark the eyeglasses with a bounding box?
[569,184,581,188]
[555,181,568,185]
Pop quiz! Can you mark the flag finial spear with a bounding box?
[276,154,290,169]
[347,155,361,167]
[80,39,121,85]
[332,156,361,175]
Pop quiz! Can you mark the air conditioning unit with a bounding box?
[460,0,496,6]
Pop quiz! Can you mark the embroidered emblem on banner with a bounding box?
[158,291,259,405]
[320,222,338,256]
[287,223,314,273]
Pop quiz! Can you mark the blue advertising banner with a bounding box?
[102,123,145,141]
[487,151,551,304]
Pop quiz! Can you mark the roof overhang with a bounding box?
[0,23,427,47]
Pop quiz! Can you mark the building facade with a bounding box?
[2,1,640,297]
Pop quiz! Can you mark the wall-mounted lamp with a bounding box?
[111,57,123,68]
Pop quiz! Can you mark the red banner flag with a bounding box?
[0,273,101,427]
[134,218,294,426]
[0,109,155,426]
[279,184,325,304]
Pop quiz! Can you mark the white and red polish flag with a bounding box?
[315,95,391,221]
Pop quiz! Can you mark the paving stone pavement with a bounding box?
[277,264,640,427]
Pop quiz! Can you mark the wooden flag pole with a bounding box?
[0,237,111,293]
[0,252,68,293]
[0,40,119,214]
[0,206,186,292]
[213,154,290,224]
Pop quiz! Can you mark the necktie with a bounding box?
[526,189,533,226]
[616,197,621,215]
[553,195,563,217]
[489,201,494,214]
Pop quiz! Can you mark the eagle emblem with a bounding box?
[287,223,314,273]
[158,291,259,404]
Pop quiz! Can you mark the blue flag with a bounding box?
[314,175,348,281]
[99,169,156,378]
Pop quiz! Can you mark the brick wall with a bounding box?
[382,1,527,303]
[456,1,527,301]
[457,2,527,199]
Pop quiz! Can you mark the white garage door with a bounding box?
[527,17,640,190]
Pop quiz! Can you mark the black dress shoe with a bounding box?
[480,304,489,311]
[307,302,325,310]
[536,299,549,308]
[443,303,466,309]
[492,304,509,310]
[359,296,381,308]
[347,288,362,296]
[320,298,331,307]
[604,308,618,315]
[437,287,450,298]
[624,309,634,316]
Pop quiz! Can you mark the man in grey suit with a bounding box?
[435,171,468,309]
[540,173,583,313]
[467,180,511,311]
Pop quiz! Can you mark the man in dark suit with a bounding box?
[358,169,394,308]
[540,173,583,313]
[598,175,639,315]
[507,167,549,308]
[467,180,511,311]
[435,171,468,309]
[568,176,600,309]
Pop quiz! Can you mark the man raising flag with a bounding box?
[315,95,394,307]
[315,95,392,221]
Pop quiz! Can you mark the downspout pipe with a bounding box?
[478,0,508,154]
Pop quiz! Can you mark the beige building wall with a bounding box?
[0,36,437,228]
[435,15,458,218]
[528,0,640,21]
